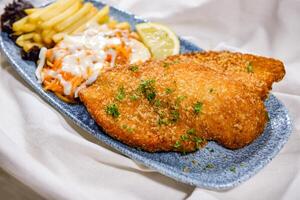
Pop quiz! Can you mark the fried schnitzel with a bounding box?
[79,51,284,152]
[164,51,285,99]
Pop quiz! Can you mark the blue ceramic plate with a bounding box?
[0,0,292,190]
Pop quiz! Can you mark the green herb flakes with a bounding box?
[154,99,161,107]
[265,111,270,121]
[191,160,198,165]
[183,166,190,173]
[194,101,203,114]
[165,88,173,94]
[180,134,189,141]
[170,110,180,122]
[130,94,139,101]
[229,166,236,173]
[194,137,203,149]
[174,140,181,148]
[163,62,170,68]
[247,62,254,73]
[105,104,120,118]
[209,88,214,93]
[122,125,134,133]
[129,65,139,72]
[139,79,156,102]
[176,95,186,105]
[204,163,214,170]
[158,118,169,126]
[187,128,196,135]
[116,86,125,101]
[206,147,214,153]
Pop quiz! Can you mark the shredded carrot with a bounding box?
[46,49,53,60]
[52,59,62,70]
[60,71,74,81]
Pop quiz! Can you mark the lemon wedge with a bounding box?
[135,23,180,59]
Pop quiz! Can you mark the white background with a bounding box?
[0,0,300,199]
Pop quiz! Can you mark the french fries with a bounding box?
[65,7,97,34]
[41,1,82,29]
[73,5,110,34]
[55,3,93,32]
[10,0,118,52]
[24,8,39,15]
[40,0,78,21]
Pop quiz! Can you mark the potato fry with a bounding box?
[23,42,42,52]
[98,15,109,24]
[33,33,42,43]
[115,22,131,30]
[40,0,79,21]
[12,17,28,32]
[24,8,39,15]
[96,5,110,24]
[16,33,34,46]
[52,33,65,43]
[28,0,64,22]
[43,30,56,45]
[42,29,51,38]
[64,7,97,34]
[41,1,82,29]
[107,19,117,29]
[12,31,23,36]
[73,5,110,34]
[20,23,36,33]
[12,0,115,51]
[55,3,93,32]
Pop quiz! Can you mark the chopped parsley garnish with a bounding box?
[175,95,187,108]
[158,118,169,126]
[180,134,189,141]
[116,86,126,101]
[170,110,180,122]
[194,137,203,149]
[105,104,120,118]
[187,128,196,135]
[206,147,214,153]
[191,160,198,165]
[174,140,181,148]
[265,111,270,121]
[194,101,203,114]
[158,110,165,117]
[209,88,214,93]
[130,94,139,101]
[139,79,156,102]
[122,124,134,133]
[204,163,214,170]
[165,88,173,94]
[229,166,236,173]
[247,62,254,73]
[183,166,190,173]
[163,62,170,68]
[154,99,161,107]
[176,95,186,104]
[129,65,139,72]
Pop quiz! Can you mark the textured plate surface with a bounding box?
[0,0,292,190]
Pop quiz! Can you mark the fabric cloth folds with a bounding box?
[0,0,299,199]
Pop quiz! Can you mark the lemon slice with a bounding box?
[128,39,151,64]
[136,23,180,59]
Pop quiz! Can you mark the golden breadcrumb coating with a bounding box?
[165,51,285,99]
[78,51,284,152]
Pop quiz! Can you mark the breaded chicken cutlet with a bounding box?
[164,51,285,99]
[79,51,285,152]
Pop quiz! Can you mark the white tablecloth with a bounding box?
[1,0,300,199]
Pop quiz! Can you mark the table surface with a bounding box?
[0,0,299,200]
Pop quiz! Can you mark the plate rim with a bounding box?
[0,0,293,190]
